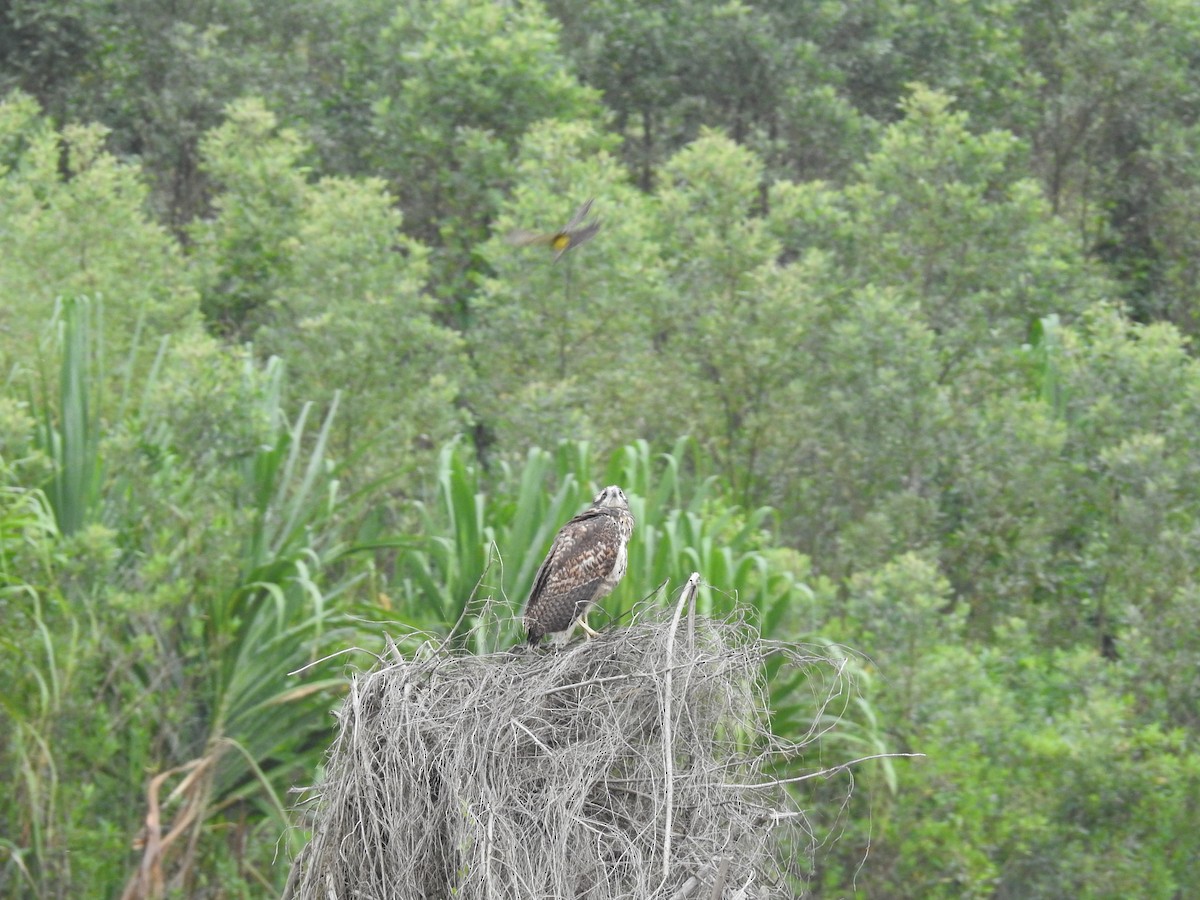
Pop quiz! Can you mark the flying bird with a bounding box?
[524,485,634,646]
[505,198,602,261]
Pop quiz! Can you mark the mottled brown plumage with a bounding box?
[524,485,634,646]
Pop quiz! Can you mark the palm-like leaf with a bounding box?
[375,436,895,868]
[392,437,820,659]
[33,297,103,536]
[114,361,385,895]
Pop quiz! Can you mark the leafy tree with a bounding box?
[1044,307,1200,661]
[472,119,667,457]
[769,0,1031,127]
[548,0,876,188]
[191,99,466,478]
[0,92,198,375]
[190,98,308,339]
[811,561,1200,898]
[1143,121,1200,329]
[1019,0,1200,327]
[546,0,689,188]
[43,0,358,226]
[936,394,1070,625]
[365,0,602,313]
[652,131,803,499]
[785,87,1104,370]
[0,1,93,120]
[774,282,951,579]
[756,88,1111,591]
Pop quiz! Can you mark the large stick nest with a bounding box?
[285,603,833,899]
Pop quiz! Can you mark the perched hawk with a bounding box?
[505,198,602,261]
[524,485,634,646]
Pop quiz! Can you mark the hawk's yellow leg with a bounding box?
[578,613,601,639]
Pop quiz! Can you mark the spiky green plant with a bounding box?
[391,439,592,637]
[9,299,393,896]
[1027,313,1065,418]
[34,297,103,536]
[394,437,800,644]
[0,476,78,898]
[119,371,379,897]
[384,436,894,852]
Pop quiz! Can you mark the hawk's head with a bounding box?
[592,485,629,511]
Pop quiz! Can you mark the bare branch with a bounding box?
[285,600,869,899]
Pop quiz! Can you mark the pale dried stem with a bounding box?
[285,599,856,899]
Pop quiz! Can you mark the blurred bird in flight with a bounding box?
[505,198,601,261]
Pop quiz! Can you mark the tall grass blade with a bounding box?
[39,297,103,535]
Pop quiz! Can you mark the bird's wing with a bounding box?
[526,510,623,629]
[504,228,557,247]
[553,220,602,260]
[562,198,595,232]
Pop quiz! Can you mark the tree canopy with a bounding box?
[3,0,1200,896]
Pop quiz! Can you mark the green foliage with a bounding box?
[652,132,802,498]
[34,298,102,537]
[0,92,198,374]
[192,99,466,480]
[5,4,1200,896]
[1,308,394,896]
[1020,0,1200,327]
[788,86,1104,368]
[366,0,602,305]
[818,632,1200,898]
[192,97,309,337]
[192,385,359,812]
[389,437,801,651]
[1025,307,1200,658]
[0,470,76,896]
[5,0,362,225]
[547,0,875,186]
[0,3,93,118]
[472,119,666,452]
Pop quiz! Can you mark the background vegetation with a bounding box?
[3,0,1200,896]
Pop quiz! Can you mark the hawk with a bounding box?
[524,485,634,646]
[505,198,602,261]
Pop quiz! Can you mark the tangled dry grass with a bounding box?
[284,585,842,899]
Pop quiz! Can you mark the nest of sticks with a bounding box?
[284,585,836,899]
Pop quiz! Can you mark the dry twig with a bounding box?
[285,597,847,899]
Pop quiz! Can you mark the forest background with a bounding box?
[2,0,1200,896]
